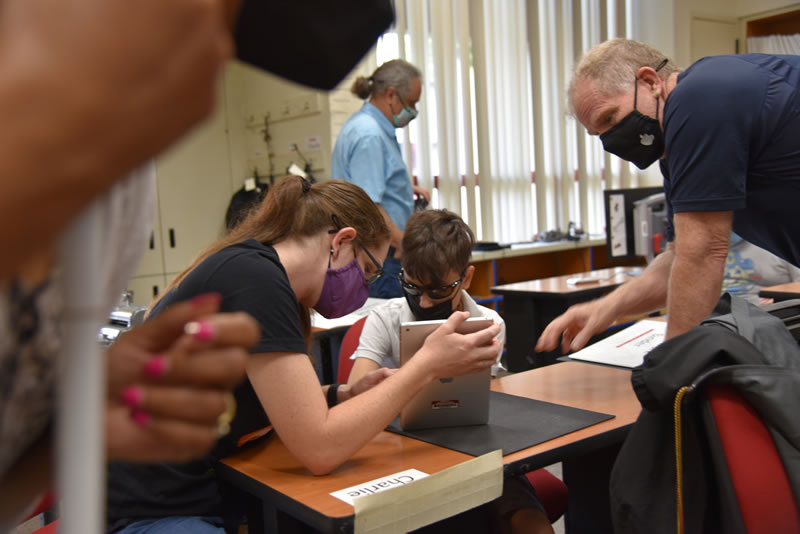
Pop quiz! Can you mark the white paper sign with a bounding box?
[305,135,322,151]
[569,319,666,368]
[352,450,503,534]
[330,469,429,505]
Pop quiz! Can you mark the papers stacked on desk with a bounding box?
[568,319,666,368]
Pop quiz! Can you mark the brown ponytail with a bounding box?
[149,178,390,347]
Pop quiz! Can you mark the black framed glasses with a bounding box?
[328,214,383,285]
[398,269,465,300]
[361,246,384,285]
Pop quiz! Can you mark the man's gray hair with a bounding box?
[567,38,681,113]
[351,59,422,100]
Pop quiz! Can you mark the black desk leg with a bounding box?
[316,334,335,386]
[562,442,621,534]
[502,296,564,371]
[502,295,539,372]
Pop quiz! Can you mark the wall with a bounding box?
[736,0,800,17]
[230,48,377,185]
[631,0,676,57]
[674,0,800,67]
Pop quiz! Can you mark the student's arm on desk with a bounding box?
[345,310,394,386]
[536,244,674,354]
[246,312,500,475]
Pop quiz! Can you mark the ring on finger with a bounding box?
[216,393,237,437]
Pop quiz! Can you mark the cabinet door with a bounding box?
[131,206,165,277]
[126,274,167,307]
[690,17,738,62]
[156,90,233,274]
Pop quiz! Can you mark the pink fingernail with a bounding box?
[120,386,143,408]
[185,320,214,342]
[131,409,151,428]
[190,293,222,308]
[143,355,168,378]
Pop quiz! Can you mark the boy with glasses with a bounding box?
[346,209,505,380]
[346,209,554,534]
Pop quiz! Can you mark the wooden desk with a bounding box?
[491,267,642,372]
[759,281,800,302]
[217,362,639,534]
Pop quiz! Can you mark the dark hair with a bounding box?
[402,209,474,287]
[151,178,390,346]
[351,59,422,100]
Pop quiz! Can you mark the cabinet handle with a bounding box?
[169,229,176,248]
[149,232,155,250]
[152,285,159,298]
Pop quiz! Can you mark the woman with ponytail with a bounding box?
[106,177,500,534]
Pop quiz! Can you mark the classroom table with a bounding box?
[217,361,640,534]
[758,281,800,302]
[491,267,642,372]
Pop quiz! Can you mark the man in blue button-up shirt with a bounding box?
[332,59,429,298]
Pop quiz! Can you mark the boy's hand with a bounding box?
[339,368,397,402]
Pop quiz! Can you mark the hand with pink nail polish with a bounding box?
[105,295,259,463]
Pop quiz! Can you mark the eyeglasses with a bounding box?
[398,269,465,300]
[361,246,384,285]
[328,214,384,285]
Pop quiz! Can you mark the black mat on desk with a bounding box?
[385,391,614,457]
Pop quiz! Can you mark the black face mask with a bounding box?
[599,75,665,170]
[234,0,394,90]
[404,292,456,322]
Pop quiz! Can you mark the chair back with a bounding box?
[708,385,800,534]
[525,469,568,523]
[337,316,368,383]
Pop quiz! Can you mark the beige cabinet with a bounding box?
[126,274,167,308]
[126,82,235,307]
[156,101,232,276]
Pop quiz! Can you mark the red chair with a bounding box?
[337,317,568,523]
[337,316,367,383]
[525,468,568,523]
[707,385,800,534]
[19,492,59,533]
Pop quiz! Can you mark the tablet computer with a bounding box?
[398,317,494,430]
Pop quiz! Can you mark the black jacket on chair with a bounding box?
[609,295,800,534]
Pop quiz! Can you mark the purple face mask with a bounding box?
[314,255,369,318]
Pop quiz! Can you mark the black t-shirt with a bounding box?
[107,240,308,531]
[661,53,800,267]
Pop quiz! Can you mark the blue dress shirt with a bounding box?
[331,101,414,230]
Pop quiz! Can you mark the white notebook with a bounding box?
[568,319,666,368]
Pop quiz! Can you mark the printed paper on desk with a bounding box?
[352,449,503,534]
[569,319,666,368]
[330,469,429,505]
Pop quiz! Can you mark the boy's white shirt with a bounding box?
[351,291,507,376]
